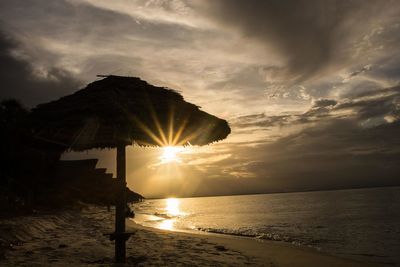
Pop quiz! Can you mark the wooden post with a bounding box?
[115,145,126,263]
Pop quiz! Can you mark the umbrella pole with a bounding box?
[115,144,126,263]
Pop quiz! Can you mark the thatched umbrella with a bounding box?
[29,75,231,263]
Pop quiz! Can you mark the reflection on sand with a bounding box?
[159,219,175,230]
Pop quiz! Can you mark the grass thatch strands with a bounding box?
[30,76,231,151]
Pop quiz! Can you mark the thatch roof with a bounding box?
[30,76,230,151]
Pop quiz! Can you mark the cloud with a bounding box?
[192,90,398,195]
[334,87,400,121]
[201,1,400,81]
[312,99,337,108]
[2,0,400,196]
[0,29,81,107]
[346,64,373,80]
[247,119,400,192]
[0,0,274,117]
[235,86,400,128]
[215,86,400,192]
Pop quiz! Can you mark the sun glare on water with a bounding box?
[158,198,182,230]
[166,198,181,216]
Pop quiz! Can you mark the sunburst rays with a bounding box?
[132,101,205,148]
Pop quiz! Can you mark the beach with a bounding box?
[0,205,377,267]
[2,0,400,265]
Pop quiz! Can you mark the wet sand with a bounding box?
[0,205,379,266]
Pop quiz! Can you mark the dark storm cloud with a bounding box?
[0,29,81,107]
[202,0,398,80]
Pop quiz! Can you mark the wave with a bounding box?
[131,209,180,219]
[196,227,324,249]
[153,212,180,219]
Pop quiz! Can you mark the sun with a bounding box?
[160,146,183,163]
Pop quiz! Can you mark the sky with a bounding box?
[1,0,400,198]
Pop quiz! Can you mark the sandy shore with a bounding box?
[0,205,379,266]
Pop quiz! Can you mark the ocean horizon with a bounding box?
[145,184,400,200]
[133,186,400,266]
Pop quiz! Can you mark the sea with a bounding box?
[132,186,400,266]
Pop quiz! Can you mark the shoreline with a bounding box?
[127,219,379,267]
[0,206,381,266]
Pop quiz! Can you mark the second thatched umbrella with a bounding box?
[29,75,231,263]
